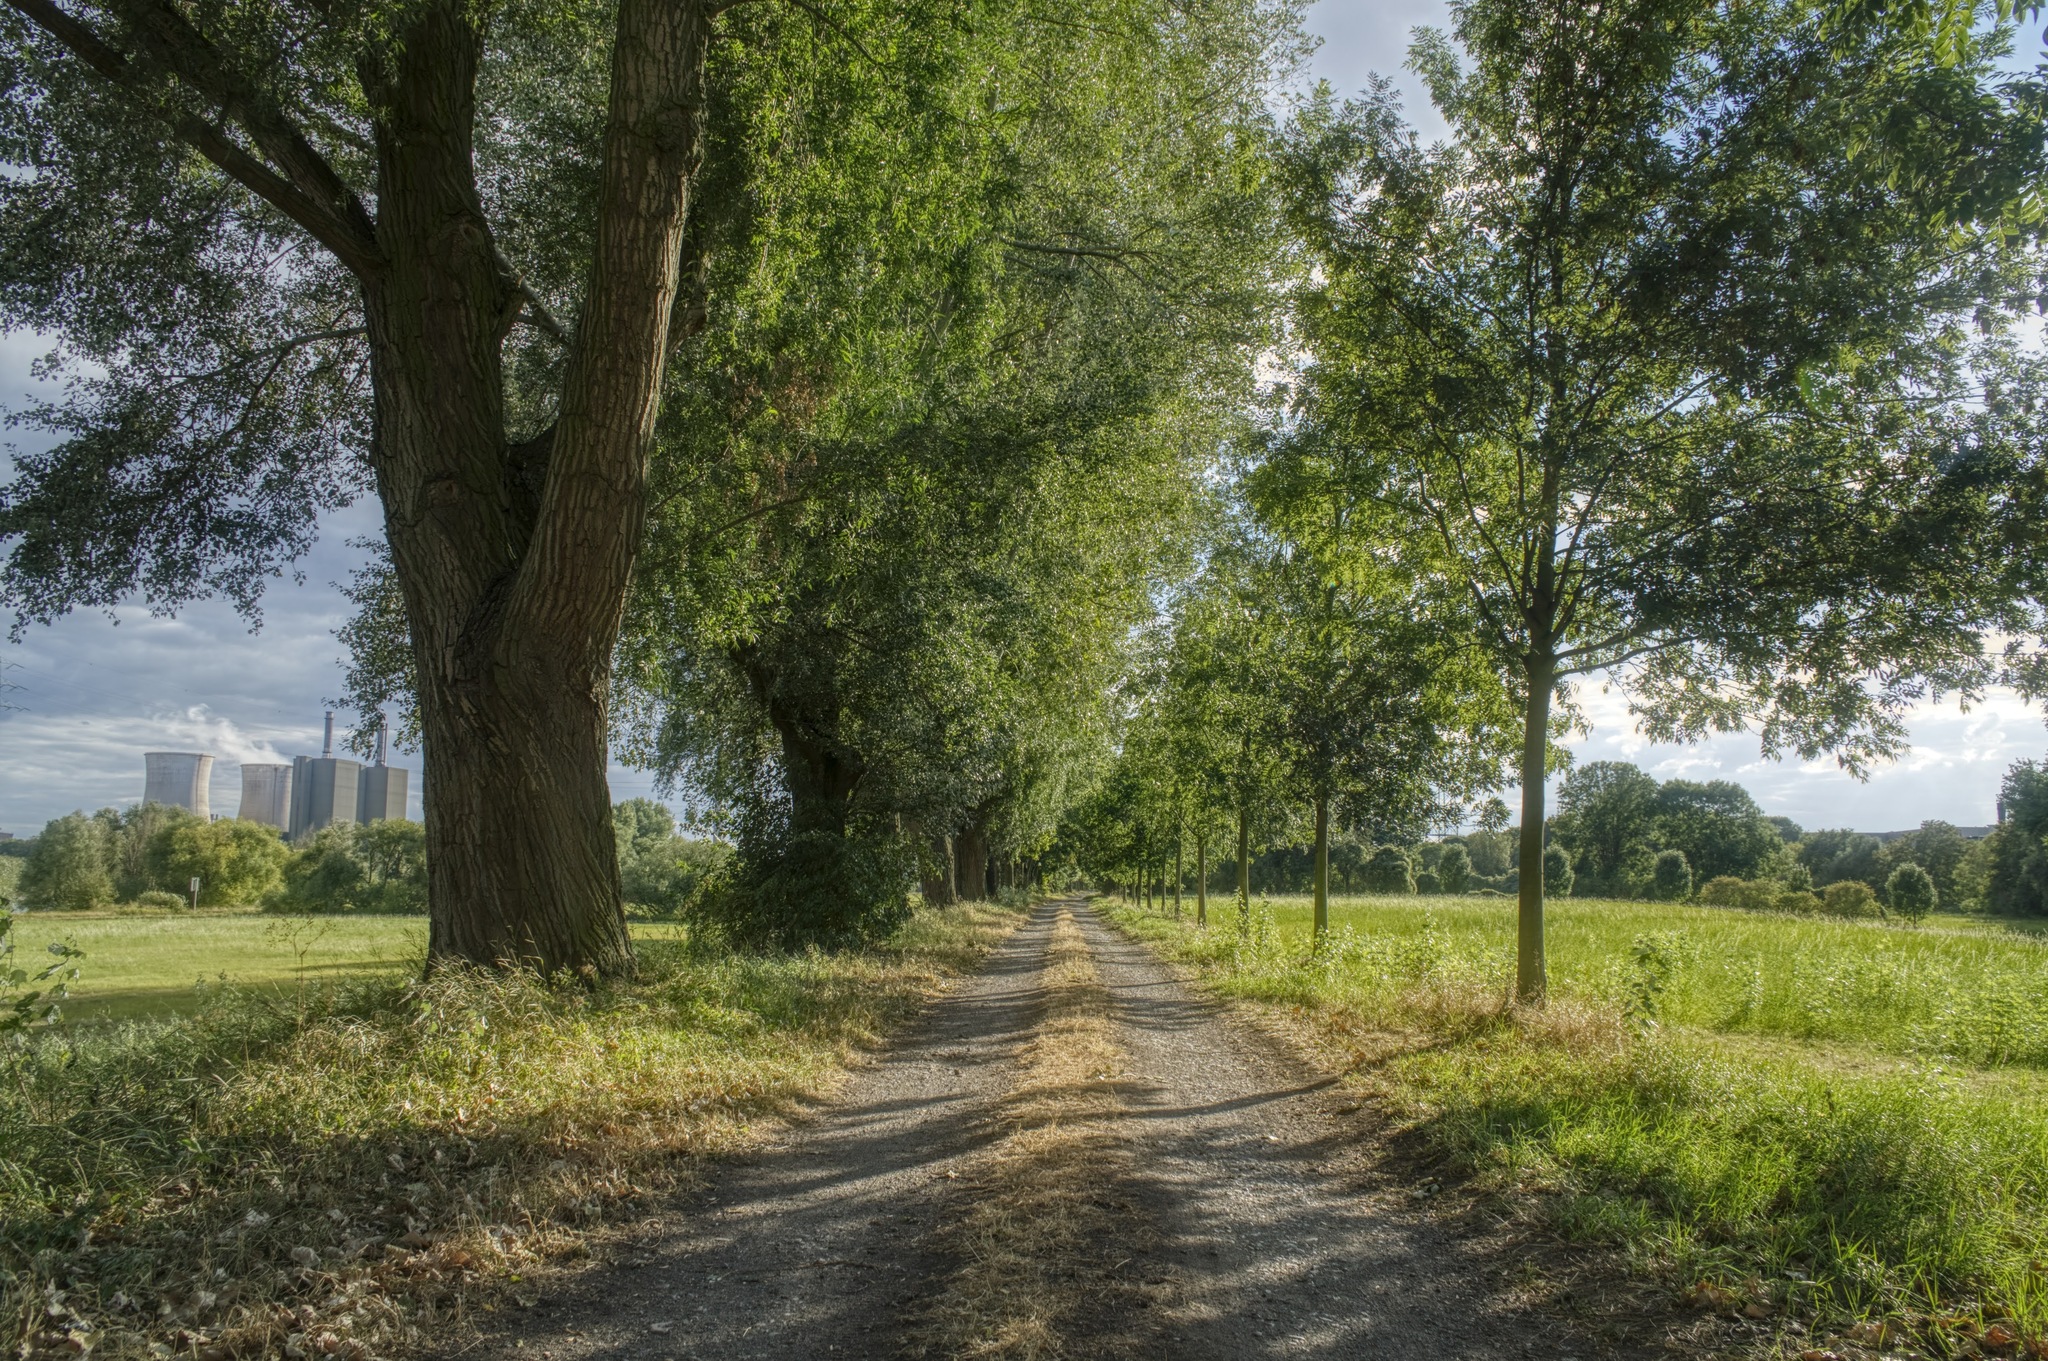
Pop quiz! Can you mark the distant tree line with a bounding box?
[1093,750,2047,923]
[3,799,727,919]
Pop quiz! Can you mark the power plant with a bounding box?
[237,763,293,830]
[287,712,411,839]
[354,717,408,824]
[139,714,410,838]
[143,752,213,818]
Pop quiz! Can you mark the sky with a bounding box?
[1,1,2044,839]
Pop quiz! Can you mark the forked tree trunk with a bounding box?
[1516,653,1557,1005]
[366,0,710,976]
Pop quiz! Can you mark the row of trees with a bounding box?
[6,0,2048,991]
[1063,0,2048,999]
[0,0,1307,967]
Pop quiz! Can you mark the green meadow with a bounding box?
[6,909,689,1023]
[1111,893,2048,1342]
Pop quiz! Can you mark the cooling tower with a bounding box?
[143,752,213,818]
[238,764,293,830]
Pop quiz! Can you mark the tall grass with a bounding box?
[1252,895,2048,1068]
[1108,894,2048,1344]
[2,902,1023,1361]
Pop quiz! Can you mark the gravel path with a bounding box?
[454,899,1592,1360]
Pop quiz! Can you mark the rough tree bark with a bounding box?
[954,822,989,901]
[921,832,957,906]
[1516,651,1557,1005]
[10,0,718,974]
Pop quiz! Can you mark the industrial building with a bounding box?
[143,752,213,818]
[286,713,411,839]
[238,764,293,830]
[355,718,408,823]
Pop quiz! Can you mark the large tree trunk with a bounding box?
[1516,653,1557,1005]
[954,823,989,901]
[364,0,710,976]
[921,832,956,906]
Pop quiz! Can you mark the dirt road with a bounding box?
[458,899,1592,1360]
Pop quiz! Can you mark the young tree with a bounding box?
[1282,0,2042,1000]
[1887,862,1938,924]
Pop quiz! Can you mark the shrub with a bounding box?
[269,822,426,914]
[1651,849,1691,900]
[1886,862,1937,925]
[1696,876,1783,913]
[147,819,288,907]
[1781,862,1813,893]
[19,812,114,910]
[1776,889,1824,914]
[1821,879,1880,919]
[1542,844,1574,896]
[1436,843,1472,894]
[134,889,185,911]
[691,806,913,948]
[1414,870,1442,895]
[1361,846,1415,894]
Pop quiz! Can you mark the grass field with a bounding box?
[6,909,688,1023]
[1109,893,2048,1353]
[2,902,1022,1361]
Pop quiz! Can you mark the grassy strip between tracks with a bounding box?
[916,906,1139,1360]
[1,900,1026,1361]
[1105,894,2048,1361]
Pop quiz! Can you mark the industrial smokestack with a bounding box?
[375,715,389,767]
[322,711,334,758]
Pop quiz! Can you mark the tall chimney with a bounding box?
[376,715,389,767]
[322,711,335,758]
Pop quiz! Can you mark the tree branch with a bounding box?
[3,0,384,276]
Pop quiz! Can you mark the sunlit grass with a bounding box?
[6,909,688,1023]
[1108,893,2048,1345]
[1249,893,2048,1068]
[2,901,1024,1360]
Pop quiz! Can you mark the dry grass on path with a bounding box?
[916,906,1147,1360]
